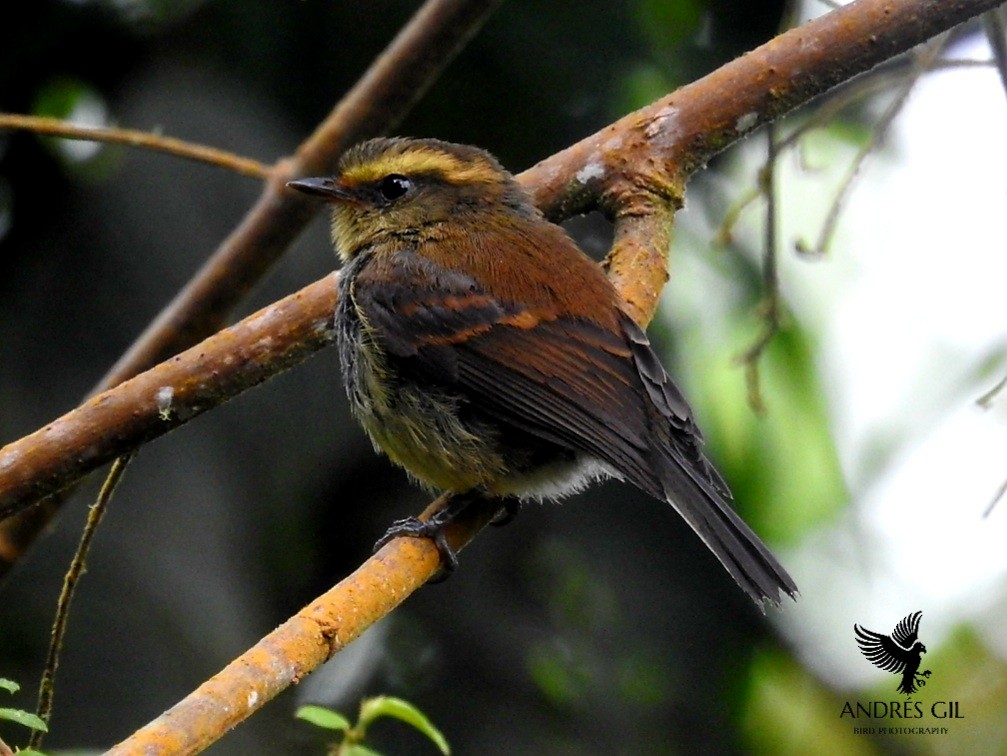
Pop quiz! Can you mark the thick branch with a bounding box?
[0,277,337,521]
[523,0,1002,215]
[517,0,1002,325]
[517,0,1003,328]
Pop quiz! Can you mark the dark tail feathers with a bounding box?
[657,453,798,609]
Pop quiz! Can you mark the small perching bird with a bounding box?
[288,137,797,608]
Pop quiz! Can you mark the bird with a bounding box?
[287,136,797,608]
[855,611,931,695]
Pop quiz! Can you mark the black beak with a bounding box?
[286,176,356,202]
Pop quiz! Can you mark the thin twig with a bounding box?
[796,35,947,256]
[977,372,1007,408]
[738,125,783,414]
[983,476,1007,518]
[714,185,762,246]
[29,455,133,750]
[0,114,270,179]
[938,56,998,68]
[983,9,1007,103]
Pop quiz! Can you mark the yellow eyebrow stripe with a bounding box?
[341,147,500,186]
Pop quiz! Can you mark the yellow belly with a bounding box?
[357,383,508,493]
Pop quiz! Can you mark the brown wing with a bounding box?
[352,248,661,494]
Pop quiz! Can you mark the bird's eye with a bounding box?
[378,174,412,202]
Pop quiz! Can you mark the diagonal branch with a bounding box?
[522,0,1003,318]
[0,276,338,521]
[105,493,501,755]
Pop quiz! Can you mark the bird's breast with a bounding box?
[335,256,510,491]
[333,252,595,496]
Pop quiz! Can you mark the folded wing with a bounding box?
[353,248,797,606]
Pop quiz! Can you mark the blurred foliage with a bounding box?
[744,650,875,756]
[691,316,847,542]
[658,219,847,544]
[0,677,48,754]
[919,628,1007,755]
[296,696,450,755]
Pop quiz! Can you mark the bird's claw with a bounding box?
[489,497,522,527]
[373,509,460,581]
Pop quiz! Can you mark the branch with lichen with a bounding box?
[0,0,1001,752]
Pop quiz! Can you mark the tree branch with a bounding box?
[522,0,1004,320]
[0,115,271,179]
[0,276,338,521]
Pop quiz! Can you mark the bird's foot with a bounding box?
[374,509,459,581]
[489,497,522,527]
[373,492,482,581]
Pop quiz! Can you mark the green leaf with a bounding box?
[341,746,383,756]
[0,678,19,694]
[294,704,351,732]
[0,706,48,731]
[359,696,450,755]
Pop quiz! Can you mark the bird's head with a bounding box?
[288,137,533,261]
